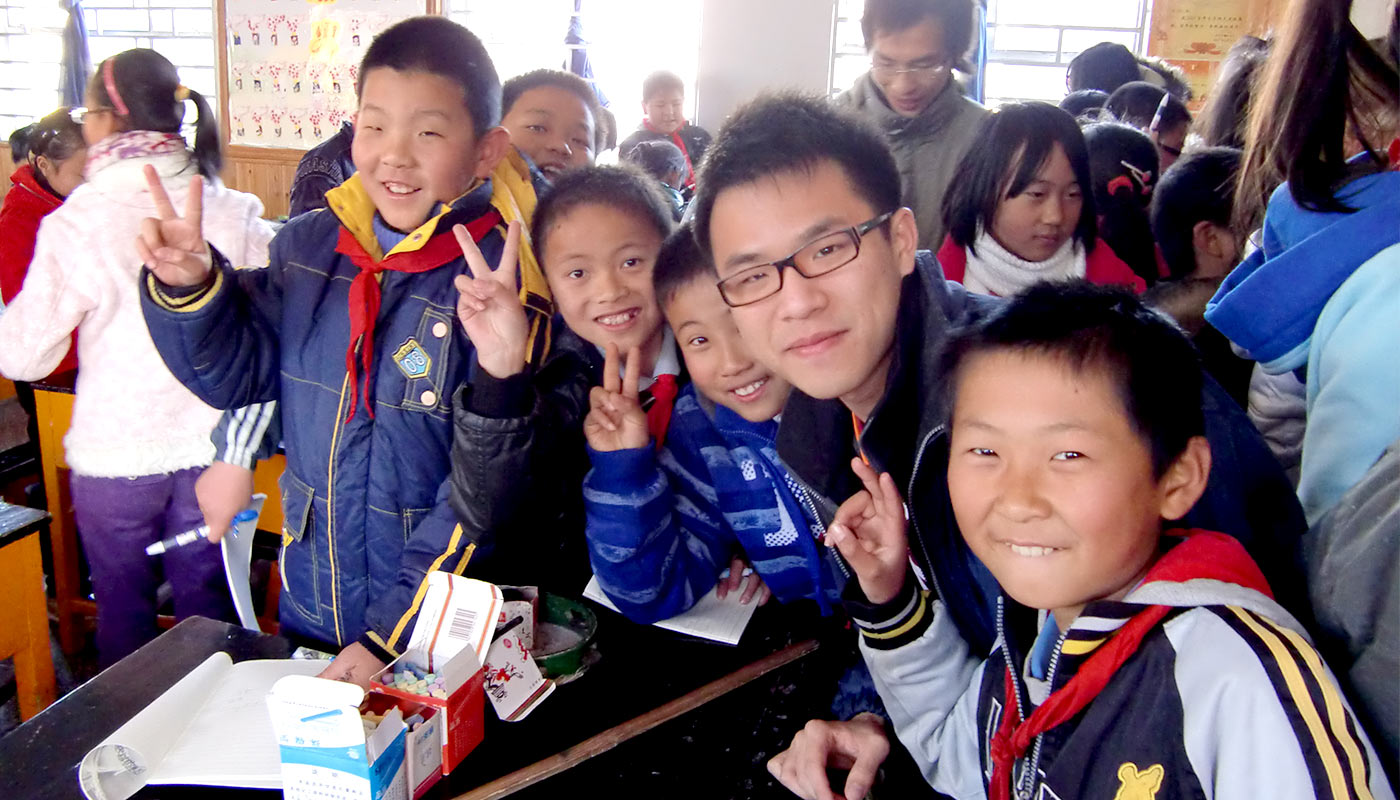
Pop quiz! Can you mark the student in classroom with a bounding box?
[500,68,599,182]
[0,49,270,667]
[136,16,557,685]
[584,223,833,624]
[1104,80,1193,171]
[445,164,684,579]
[1083,120,1166,287]
[767,282,1393,800]
[618,70,712,198]
[621,139,687,220]
[692,90,1307,670]
[837,0,989,251]
[935,101,1146,297]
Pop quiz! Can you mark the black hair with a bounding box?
[941,102,1097,255]
[1196,37,1270,149]
[860,0,976,71]
[624,139,687,182]
[1067,42,1141,94]
[8,123,36,162]
[357,16,500,137]
[24,108,85,164]
[1060,89,1110,120]
[1083,121,1160,286]
[502,69,601,124]
[1236,0,1398,226]
[641,70,685,102]
[1105,81,1191,134]
[692,92,901,260]
[940,280,1205,478]
[530,164,676,264]
[595,106,618,153]
[652,221,713,306]
[88,49,222,178]
[1150,147,1242,280]
[1137,56,1193,101]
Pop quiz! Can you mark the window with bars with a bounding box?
[830,0,1152,105]
[1,0,215,141]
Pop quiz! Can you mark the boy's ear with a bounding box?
[890,206,919,278]
[1158,435,1212,521]
[471,126,513,180]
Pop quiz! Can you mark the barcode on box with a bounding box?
[447,607,478,642]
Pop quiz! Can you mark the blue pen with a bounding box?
[146,508,260,556]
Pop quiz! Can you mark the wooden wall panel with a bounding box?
[222,145,303,220]
[1,144,14,189]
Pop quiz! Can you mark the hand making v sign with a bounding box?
[453,220,529,379]
[583,343,650,453]
[135,164,214,287]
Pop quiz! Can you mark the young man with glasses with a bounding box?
[835,0,988,250]
[694,92,1311,797]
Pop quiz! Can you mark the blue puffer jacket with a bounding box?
[140,171,552,659]
[585,385,843,624]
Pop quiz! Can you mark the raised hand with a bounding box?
[454,220,529,379]
[134,164,213,287]
[583,343,650,452]
[825,458,909,605]
[767,713,891,800]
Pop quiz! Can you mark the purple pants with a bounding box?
[71,467,236,667]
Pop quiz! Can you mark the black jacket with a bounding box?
[777,252,1310,654]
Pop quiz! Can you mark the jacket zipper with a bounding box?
[905,425,947,601]
[1020,627,1067,800]
[992,595,1030,798]
[324,370,352,645]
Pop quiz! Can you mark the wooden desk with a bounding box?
[31,376,286,653]
[0,501,56,720]
[0,609,829,799]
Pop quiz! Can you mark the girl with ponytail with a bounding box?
[1083,120,1166,287]
[0,49,276,667]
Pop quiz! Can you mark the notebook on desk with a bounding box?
[78,653,324,800]
[582,576,758,646]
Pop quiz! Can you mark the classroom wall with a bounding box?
[693,0,837,131]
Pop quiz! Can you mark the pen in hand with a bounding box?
[146,508,260,556]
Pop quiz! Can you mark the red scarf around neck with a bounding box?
[335,209,502,421]
[988,531,1272,800]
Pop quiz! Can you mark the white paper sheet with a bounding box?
[583,576,758,646]
[220,493,268,631]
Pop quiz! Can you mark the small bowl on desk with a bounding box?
[533,594,598,682]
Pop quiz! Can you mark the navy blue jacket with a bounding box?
[141,174,551,659]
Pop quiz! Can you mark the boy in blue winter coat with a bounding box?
[136,17,555,685]
[584,225,845,623]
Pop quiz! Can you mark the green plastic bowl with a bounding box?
[533,593,598,679]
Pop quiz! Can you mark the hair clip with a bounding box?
[1119,159,1154,192]
[1149,92,1171,134]
[175,85,191,102]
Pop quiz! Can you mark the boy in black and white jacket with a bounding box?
[768,282,1392,800]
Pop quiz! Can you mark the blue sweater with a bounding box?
[584,385,840,624]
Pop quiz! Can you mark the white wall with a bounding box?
[693,0,838,130]
[1351,0,1394,39]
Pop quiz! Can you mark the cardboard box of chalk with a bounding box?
[369,645,486,777]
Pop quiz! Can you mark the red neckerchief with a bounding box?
[988,530,1272,800]
[335,209,502,421]
[643,118,696,191]
[1389,137,1400,170]
[644,373,679,449]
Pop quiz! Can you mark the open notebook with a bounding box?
[78,653,325,800]
[583,575,758,646]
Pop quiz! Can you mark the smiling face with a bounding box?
[869,17,954,118]
[664,277,792,422]
[642,89,685,135]
[503,85,595,181]
[947,350,1205,628]
[990,142,1084,262]
[707,161,917,421]
[352,67,506,231]
[542,202,667,368]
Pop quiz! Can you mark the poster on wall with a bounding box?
[225,0,426,148]
[1148,0,1277,104]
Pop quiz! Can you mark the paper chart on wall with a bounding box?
[224,0,427,149]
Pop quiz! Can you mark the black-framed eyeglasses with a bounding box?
[68,106,113,125]
[716,211,895,307]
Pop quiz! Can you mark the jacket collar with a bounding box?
[8,164,63,212]
[325,172,491,263]
[844,72,972,141]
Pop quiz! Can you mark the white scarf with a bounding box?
[962,229,1087,297]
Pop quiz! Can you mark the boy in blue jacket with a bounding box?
[136,17,554,684]
[584,225,844,623]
